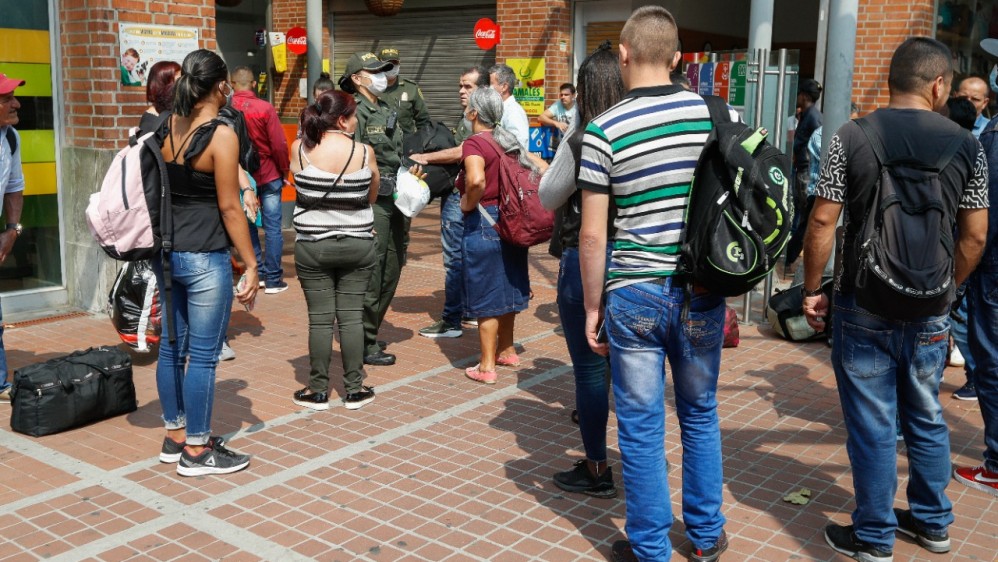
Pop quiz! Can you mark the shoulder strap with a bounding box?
[702,95,731,126]
[298,143,310,168]
[935,131,967,173]
[4,127,16,155]
[855,117,887,166]
[292,141,356,219]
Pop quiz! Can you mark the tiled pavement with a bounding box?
[0,203,995,562]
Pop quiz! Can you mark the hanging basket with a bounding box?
[364,0,404,17]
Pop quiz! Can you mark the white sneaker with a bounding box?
[219,342,236,361]
[950,346,965,368]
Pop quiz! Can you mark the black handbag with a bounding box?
[766,277,833,342]
[10,346,137,437]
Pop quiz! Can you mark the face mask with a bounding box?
[385,65,400,79]
[990,64,998,93]
[367,73,388,95]
[220,83,234,106]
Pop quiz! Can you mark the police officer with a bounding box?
[378,47,431,135]
[339,51,407,366]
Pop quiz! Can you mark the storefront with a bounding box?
[0,1,66,316]
[936,0,997,78]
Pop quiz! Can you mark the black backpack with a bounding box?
[852,118,966,320]
[679,96,793,297]
[402,121,460,199]
[218,105,261,175]
[5,127,16,155]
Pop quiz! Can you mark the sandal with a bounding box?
[496,354,520,367]
[465,364,497,384]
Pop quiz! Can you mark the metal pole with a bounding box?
[761,48,789,313]
[748,0,774,53]
[814,0,831,109]
[306,0,323,104]
[743,48,767,323]
[821,0,859,155]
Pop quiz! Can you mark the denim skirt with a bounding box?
[462,205,530,318]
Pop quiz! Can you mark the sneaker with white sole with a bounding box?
[952,381,977,401]
[264,281,289,294]
[0,387,10,403]
[344,386,375,410]
[293,387,330,411]
[949,346,965,367]
[893,508,950,553]
[419,320,462,338]
[218,342,236,361]
[161,435,226,464]
[176,440,250,476]
[953,464,998,497]
[824,524,892,562]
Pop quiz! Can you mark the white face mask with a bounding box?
[367,73,388,95]
[385,65,400,79]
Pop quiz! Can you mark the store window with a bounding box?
[0,3,62,292]
[937,0,996,76]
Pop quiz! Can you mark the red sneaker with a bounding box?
[954,465,998,497]
[465,365,497,384]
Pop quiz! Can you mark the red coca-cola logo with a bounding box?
[286,27,307,55]
[474,18,500,50]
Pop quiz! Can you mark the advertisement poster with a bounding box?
[728,60,747,106]
[506,57,545,116]
[713,61,730,100]
[118,24,199,87]
[686,63,700,93]
[697,62,715,96]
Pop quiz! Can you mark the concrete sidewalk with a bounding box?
[0,204,993,562]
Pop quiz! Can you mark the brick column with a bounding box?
[852,0,934,114]
[496,0,572,111]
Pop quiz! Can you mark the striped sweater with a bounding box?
[292,146,374,241]
[578,85,719,292]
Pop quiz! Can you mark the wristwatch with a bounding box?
[802,285,824,297]
[7,223,22,236]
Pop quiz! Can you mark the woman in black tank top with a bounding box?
[152,49,258,477]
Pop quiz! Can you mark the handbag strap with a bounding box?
[292,140,356,218]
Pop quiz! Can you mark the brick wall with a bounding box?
[271,0,329,122]
[852,0,934,114]
[59,0,217,149]
[495,0,572,111]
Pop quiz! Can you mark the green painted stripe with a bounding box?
[614,240,681,254]
[17,130,54,163]
[612,121,712,151]
[608,270,677,279]
[615,184,689,207]
[0,62,51,96]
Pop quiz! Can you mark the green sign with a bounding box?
[729,60,747,107]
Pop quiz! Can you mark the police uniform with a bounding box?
[378,47,431,135]
[342,51,411,361]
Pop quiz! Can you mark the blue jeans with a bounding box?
[968,264,998,472]
[440,189,465,326]
[831,292,953,551]
[248,178,285,287]
[949,294,976,384]
[152,250,233,446]
[606,279,726,561]
[0,298,8,392]
[557,247,610,463]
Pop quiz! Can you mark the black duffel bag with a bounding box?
[10,346,137,437]
[767,277,834,342]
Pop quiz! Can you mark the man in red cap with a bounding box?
[0,73,26,403]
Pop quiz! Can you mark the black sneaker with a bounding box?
[344,386,376,410]
[160,437,186,463]
[159,435,226,463]
[893,508,950,553]
[293,388,329,411]
[552,459,617,498]
[690,530,728,562]
[177,441,250,477]
[952,381,978,401]
[611,540,638,562]
[824,524,893,562]
[364,350,396,366]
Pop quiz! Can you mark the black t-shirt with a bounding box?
[815,108,989,292]
[794,105,822,169]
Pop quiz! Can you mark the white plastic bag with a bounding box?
[394,168,430,217]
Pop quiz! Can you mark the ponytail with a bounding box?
[299,90,357,149]
[173,49,228,117]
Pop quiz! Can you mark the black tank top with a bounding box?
[165,118,230,252]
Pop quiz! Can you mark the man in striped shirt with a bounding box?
[578,7,729,562]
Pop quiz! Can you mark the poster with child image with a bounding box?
[118,24,199,87]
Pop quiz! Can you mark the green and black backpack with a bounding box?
[679,96,793,297]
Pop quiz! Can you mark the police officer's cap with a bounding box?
[378,47,401,63]
[344,52,393,76]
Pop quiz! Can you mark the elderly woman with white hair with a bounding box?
[458,87,547,384]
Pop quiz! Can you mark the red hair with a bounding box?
[299,90,358,149]
[145,60,182,113]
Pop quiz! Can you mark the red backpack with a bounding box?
[478,133,554,247]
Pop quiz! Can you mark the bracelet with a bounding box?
[802,286,824,297]
[240,186,253,193]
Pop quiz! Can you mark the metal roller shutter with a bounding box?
[332,5,496,129]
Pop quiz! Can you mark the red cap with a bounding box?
[0,74,25,95]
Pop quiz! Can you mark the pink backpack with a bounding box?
[85,119,171,261]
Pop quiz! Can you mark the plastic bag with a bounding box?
[394,168,430,217]
[108,261,161,352]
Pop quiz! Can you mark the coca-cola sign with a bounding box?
[474,18,500,50]
[286,27,307,55]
